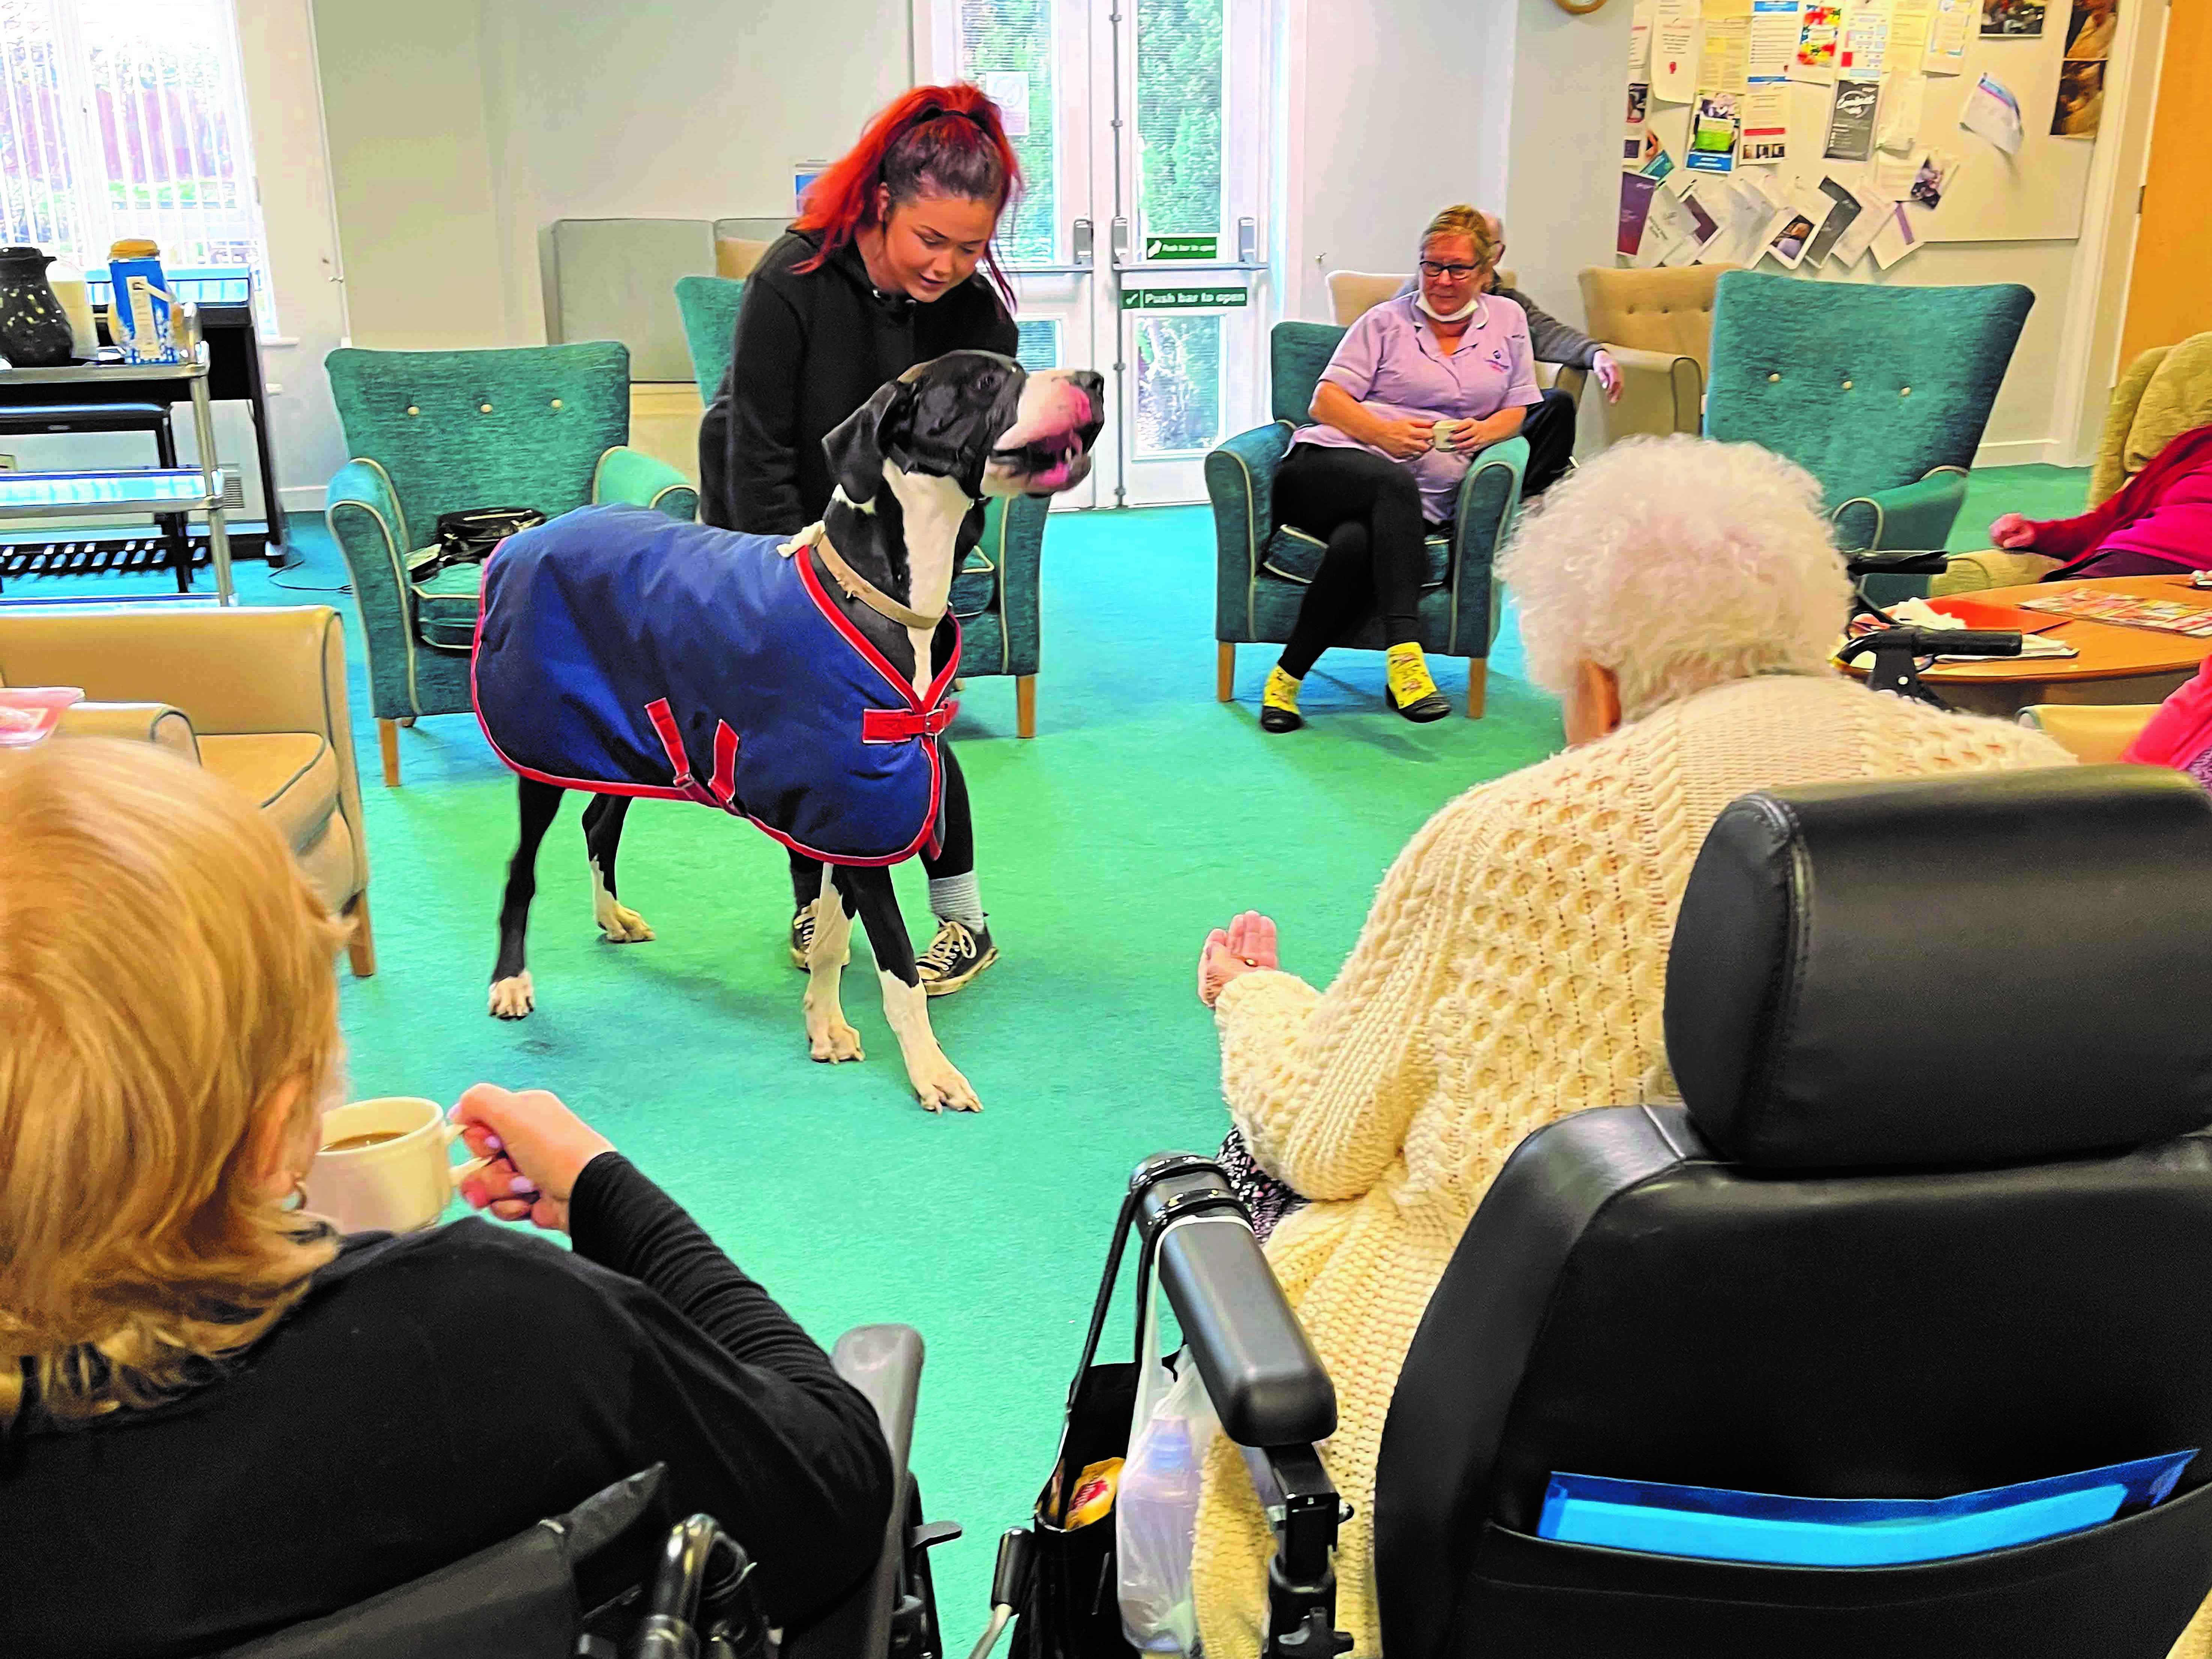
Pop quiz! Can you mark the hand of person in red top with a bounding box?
[1989,512,2038,549]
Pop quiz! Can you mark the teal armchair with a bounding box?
[674,275,1049,737]
[1705,271,2033,577]
[325,341,696,785]
[1205,322,1527,718]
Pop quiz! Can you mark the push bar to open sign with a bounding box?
[1121,286,1250,311]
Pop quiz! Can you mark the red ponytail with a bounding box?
[795,83,1023,308]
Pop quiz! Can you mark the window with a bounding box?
[0,0,274,320]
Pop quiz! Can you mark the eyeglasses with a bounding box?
[1419,260,1482,280]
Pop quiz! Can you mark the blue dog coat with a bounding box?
[472,504,958,865]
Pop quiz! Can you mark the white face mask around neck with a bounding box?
[1416,290,1483,324]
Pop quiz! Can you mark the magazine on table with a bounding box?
[2019,586,2212,638]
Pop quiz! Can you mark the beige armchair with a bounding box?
[1940,332,2212,595]
[1323,268,1591,403]
[1576,264,1736,447]
[2018,702,2158,763]
[0,605,375,976]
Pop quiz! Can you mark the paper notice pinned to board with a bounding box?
[1825,77,1882,159]
[1840,2,1891,74]
[1869,199,1924,267]
[1654,0,1701,99]
[1742,83,1792,162]
[1926,0,1974,69]
[1960,72,2025,153]
[1630,0,1656,72]
[1794,2,1843,78]
[1879,69,1928,149]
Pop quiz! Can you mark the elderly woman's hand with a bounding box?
[1592,349,1624,403]
[1989,512,2038,549]
[1199,911,1282,1007]
[451,1083,616,1233]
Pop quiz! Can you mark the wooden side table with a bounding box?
[1842,576,2212,718]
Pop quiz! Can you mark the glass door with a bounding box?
[927,0,1278,507]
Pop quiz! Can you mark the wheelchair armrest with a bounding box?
[1133,1156,1337,1448]
[783,1326,926,1659]
[832,1322,923,1490]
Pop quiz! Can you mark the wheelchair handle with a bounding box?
[632,1514,719,1659]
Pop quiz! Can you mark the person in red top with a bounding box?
[1987,424,2212,580]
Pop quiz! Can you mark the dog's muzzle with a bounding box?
[986,370,1106,498]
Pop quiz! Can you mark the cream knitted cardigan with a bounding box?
[1192,672,2075,1659]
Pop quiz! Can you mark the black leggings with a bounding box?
[1273,443,1432,680]
[786,743,974,911]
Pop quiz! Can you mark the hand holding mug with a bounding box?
[1430,417,1464,452]
[1989,512,2037,550]
[450,1083,615,1233]
[1377,417,1436,461]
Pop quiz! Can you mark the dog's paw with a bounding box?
[806,1008,864,1063]
[488,972,535,1020]
[595,898,655,944]
[909,1054,982,1114]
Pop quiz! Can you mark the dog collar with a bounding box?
[782,523,939,631]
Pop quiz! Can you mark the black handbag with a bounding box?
[1009,1156,1238,1659]
[407,507,546,581]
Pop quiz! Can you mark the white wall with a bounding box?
[1284,0,1516,322]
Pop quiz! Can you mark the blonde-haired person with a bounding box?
[0,740,890,1657]
[1261,204,1540,733]
[1188,436,2075,1658]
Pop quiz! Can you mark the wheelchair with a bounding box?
[220,1325,957,1659]
[992,767,2212,1659]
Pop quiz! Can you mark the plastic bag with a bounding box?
[1117,1255,1221,1659]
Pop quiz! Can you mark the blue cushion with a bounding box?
[1260,525,1451,589]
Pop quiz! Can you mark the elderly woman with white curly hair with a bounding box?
[1181,434,2073,1659]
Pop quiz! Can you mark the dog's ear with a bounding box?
[823,380,915,506]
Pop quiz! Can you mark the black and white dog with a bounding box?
[485,352,1103,1112]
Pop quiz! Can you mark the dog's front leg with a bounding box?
[804,867,864,1063]
[836,865,980,1113]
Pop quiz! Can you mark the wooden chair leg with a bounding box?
[377,719,400,787]
[1016,674,1037,739]
[345,891,378,978]
[1467,659,1487,719]
[1217,641,1237,702]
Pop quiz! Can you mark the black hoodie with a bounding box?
[699,228,1019,536]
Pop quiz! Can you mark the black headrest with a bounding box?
[1666,766,2212,1170]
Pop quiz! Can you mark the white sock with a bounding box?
[928,872,985,930]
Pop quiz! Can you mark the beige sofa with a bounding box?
[0,605,375,976]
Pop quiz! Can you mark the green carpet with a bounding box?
[7,459,2085,1632]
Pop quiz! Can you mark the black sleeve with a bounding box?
[982,284,1019,358]
[568,1154,893,1626]
[718,276,810,536]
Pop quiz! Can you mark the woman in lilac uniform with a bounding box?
[1261,205,1541,732]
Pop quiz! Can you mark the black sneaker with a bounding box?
[789,907,850,970]
[918,916,997,996]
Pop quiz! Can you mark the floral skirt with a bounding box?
[1216,1127,1308,1243]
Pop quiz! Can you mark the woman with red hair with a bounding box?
[700,83,1021,994]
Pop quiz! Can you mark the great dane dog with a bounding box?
[472,351,1103,1112]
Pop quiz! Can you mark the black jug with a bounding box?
[0,246,77,368]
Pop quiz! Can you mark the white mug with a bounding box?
[1430,418,1463,451]
[305,1096,491,1234]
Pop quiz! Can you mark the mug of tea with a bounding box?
[1430,418,1463,451]
[305,1096,491,1234]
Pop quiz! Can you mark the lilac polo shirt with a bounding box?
[1291,292,1542,522]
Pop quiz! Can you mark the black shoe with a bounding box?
[918,916,997,996]
[790,907,850,969]
[1259,705,1304,733]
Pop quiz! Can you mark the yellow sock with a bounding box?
[1384,642,1439,705]
[1264,666,1302,713]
